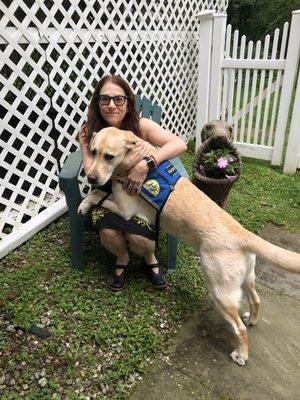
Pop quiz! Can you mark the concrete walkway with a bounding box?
[131,226,300,400]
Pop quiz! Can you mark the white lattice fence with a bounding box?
[0,2,62,243]
[0,0,228,257]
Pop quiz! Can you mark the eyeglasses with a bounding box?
[97,95,128,106]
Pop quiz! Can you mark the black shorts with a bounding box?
[91,206,156,241]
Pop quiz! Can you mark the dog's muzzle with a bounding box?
[87,174,97,184]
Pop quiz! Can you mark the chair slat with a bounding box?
[135,95,142,113]
[135,95,162,124]
[141,97,152,118]
[152,104,162,124]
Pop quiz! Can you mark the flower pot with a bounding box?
[192,137,242,208]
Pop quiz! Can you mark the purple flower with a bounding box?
[217,157,229,169]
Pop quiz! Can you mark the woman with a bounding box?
[78,75,187,291]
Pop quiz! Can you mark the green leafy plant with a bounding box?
[202,147,239,179]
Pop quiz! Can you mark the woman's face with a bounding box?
[98,82,128,128]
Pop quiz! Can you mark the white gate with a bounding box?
[284,65,300,174]
[196,10,300,171]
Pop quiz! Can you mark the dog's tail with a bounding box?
[244,231,300,274]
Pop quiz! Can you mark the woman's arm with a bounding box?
[126,118,187,194]
[139,117,187,163]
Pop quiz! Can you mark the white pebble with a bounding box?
[39,377,47,387]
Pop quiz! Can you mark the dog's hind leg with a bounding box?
[242,253,260,326]
[200,250,249,365]
[211,289,249,366]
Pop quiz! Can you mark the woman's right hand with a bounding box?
[122,141,149,170]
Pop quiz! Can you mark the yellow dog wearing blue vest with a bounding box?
[78,127,300,367]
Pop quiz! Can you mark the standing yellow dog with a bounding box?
[78,127,300,366]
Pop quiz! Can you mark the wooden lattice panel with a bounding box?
[0,1,62,238]
[0,0,228,242]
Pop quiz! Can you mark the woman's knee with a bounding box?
[125,233,155,255]
[100,229,125,247]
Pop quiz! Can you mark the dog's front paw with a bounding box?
[230,349,247,366]
[78,200,91,215]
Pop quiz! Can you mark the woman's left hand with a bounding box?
[124,160,148,195]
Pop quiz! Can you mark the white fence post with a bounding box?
[283,67,300,174]
[271,10,300,165]
[209,13,227,120]
[195,10,215,150]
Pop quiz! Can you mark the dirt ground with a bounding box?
[131,225,300,400]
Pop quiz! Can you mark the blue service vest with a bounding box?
[140,160,181,211]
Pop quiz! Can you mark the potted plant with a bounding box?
[192,136,242,208]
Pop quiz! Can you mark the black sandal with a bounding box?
[108,265,127,292]
[144,263,167,289]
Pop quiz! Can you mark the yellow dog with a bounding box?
[79,127,300,366]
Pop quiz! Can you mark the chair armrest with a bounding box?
[59,150,83,215]
[170,156,189,179]
[59,150,83,181]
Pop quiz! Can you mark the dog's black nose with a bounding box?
[87,175,97,184]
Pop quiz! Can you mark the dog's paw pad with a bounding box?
[242,311,257,326]
[230,349,247,366]
[242,311,250,325]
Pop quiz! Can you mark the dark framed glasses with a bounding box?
[97,95,128,106]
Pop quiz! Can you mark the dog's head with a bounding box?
[201,120,234,143]
[87,127,137,185]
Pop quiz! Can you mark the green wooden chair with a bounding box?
[59,96,189,272]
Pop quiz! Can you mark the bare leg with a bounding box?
[100,229,129,275]
[125,233,158,270]
[125,233,167,289]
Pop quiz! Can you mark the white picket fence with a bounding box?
[0,0,228,258]
[195,10,300,171]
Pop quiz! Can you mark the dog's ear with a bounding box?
[124,138,137,149]
[225,123,234,142]
[200,124,208,143]
[123,130,137,149]
[91,130,99,142]
[201,122,214,142]
[89,131,98,148]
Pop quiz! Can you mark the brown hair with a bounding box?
[85,75,141,144]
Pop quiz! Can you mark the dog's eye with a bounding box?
[208,124,214,130]
[104,153,114,161]
[91,149,96,157]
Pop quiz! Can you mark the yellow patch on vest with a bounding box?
[143,179,160,197]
